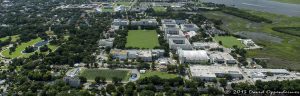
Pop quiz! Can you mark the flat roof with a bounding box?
[189,65,242,77]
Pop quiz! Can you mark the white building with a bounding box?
[242,39,255,47]
[189,65,243,81]
[161,19,176,24]
[209,52,236,64]
[63,68,81,87]
[114,5,126,12]
[244,68,300,82]
[162,24,180,32]
[138,50,153,62]
[112,19,129,26]
[131,19,158,26]
[164,28,185,40]
[169,37,193,50]
[99,38,114,48]
[180,24,199,32]
[178,49,209,64]
[192,42,220,49]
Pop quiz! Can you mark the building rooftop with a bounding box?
[66,68,80,77]
[179,50,210,61]
[189,65,242,77]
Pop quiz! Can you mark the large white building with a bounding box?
[162,24,180,32]
[63,68,81,87]
[178,49,209,64]
[164,28,185,40]
[169,37,193,50]
[244,68,300,82]
[131,19,158,26]
[180,24,199,32]
[189,65,243,81]
[209,52,236,64]
[161,19,176,24]
[192,42,220,49]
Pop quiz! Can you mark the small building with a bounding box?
[112,19,129,26]
[131,19,158,26]
[110,49,128,60]
[140,70,146,74]
[151,49,165,58]
[161,19,176,24]
[114,5,126,12]
[242,39,255,47]
[162,24,180,32]
[99,38,114,48]
[180,24,199,32]
[169,37,193,50]
[63,68,81,87]
[209,52,236,64]
[192,42,220,49]
[138,50,153,62]
[178,49,209,64]
[164,28,185,40]
[189,65,243,81]
[127,50,138,59]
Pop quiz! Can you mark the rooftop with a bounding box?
[189,65,242,77]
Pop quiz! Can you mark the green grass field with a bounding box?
[153,7,167,12]
[272,0,300,4]
[114,2,131,6]
[80,69,131,81]
[0,35,19,42]
[140,71,178,79]
[2,38,42,58]
[204,10,300,70]
[102,8,114,12]
[213,36,245,48]
[126,30,159,49]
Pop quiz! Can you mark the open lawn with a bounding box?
[2,38,42,58]
[126,30,159,49]
[272,0,300,4]
[213,36,245,48]
[204,10,300,70]
[153,7,166,12]
[114,2,131,6]
[0,35,19,42]
[102,8,114,12]
[140,71,178,79]
[80,69,131,81]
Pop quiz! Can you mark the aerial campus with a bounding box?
[0,0,300,95]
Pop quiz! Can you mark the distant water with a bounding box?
[201,0,300,17]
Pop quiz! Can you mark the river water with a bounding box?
[201,0,300,17]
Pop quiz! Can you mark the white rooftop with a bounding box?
[190,65,242,77]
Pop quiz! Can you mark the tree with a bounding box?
[117,86,125,95]
[78,76,87,83]
[139,90,155,96]
[112,77,122,84]
[218,41,223,45]
[219,78,228,87]
[95,76,101,84]
[39,45,49,52]
[106,84,116,94]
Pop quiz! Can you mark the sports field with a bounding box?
[126,30,159,49]
[80,69,131,81]
[140,71,178,79]
[214,36,245,48]
[2,38,42,58]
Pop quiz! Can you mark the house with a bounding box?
[189,65,243,81]
[180,24,199,32]
[178,49,209,64]
[169,37,193,50]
